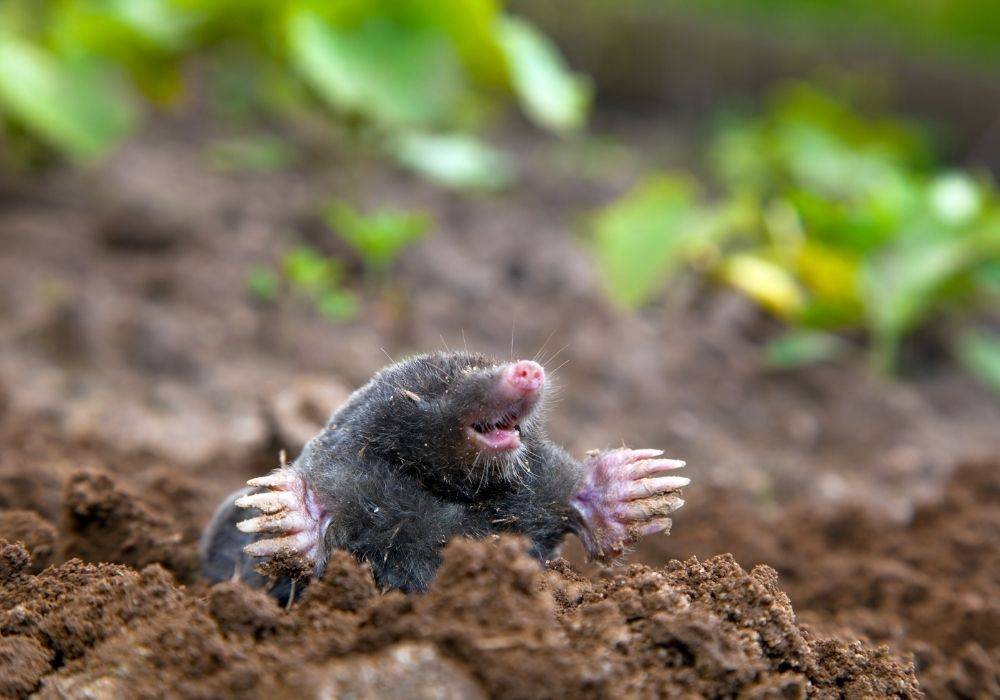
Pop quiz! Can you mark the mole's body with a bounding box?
[200,352,687,595]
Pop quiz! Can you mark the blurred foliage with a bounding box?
[248,246,359,322]
[0,0,589,184]
[324,201,430,272]
[390,131,514,190]
[762,329,849,369]
[654,0,1000,67]
[248,203,431,322]
[956,330,1000,394]
[206,135,297,172]
[283,246,359,321]
[591,84,1000,383]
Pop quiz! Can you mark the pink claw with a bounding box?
[570,447,688,561]
[235,467,330,576]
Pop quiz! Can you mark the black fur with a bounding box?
[201,351,585,594]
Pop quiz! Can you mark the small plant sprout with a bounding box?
[324,201,431,274]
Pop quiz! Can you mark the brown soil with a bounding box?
[645,458,1000,699]
[0,418,994,697]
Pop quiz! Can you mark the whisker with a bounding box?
[550,358,571,375]
[540,343,569,368]
[533,328,557,364]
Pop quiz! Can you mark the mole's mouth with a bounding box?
[465,411,523,452]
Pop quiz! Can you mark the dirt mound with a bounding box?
[0,423,996,697]
[62,469,198,581]
[3,527,920,699]
[647,458,1000,698]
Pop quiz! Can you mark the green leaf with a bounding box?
[246,267,279,301]
[861,221,1000,372]
[282,246,342,296]
[287,11,464,127]
[207,136,296,172]
[0,37,134,160]
[956,330,1000,395]
[101,0,199,51]
[928,172,982,226]
[326,202,430,270]
[496,16,591,134]
[763,329,849,369]
[316,289,359,322]
[590,174,702,308]
[390,132,514,190]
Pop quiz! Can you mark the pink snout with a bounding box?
[501,360,545,396]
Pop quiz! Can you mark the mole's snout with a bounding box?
[501,360,545,396]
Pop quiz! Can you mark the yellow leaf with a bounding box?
[718,253,805,317]
[795,242,860,307]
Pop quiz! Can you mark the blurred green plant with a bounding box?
[657,0,1000,68]
[324,201,430,273]
[0,0,590,184]
[247,203,431,321]
[207,135,297,172]
[248,247,359,322]
[956,330,1000,394]
[590,84,1000,385]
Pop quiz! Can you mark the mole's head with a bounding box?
[360,351,548,488]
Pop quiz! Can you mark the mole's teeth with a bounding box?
[234,491,296,514]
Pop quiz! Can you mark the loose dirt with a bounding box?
[0,419,995,697]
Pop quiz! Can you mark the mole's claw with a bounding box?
[571,447,688,561]
[247,472,299,489]
[244,532,316,558]
[623,494,685,520]
[237,512,311,535]
[639,518,673,537]
[236,466,331,577]
[624,475,690,499]
[234,490,297,514]
[629,458,686,479]
[621,448,664,460]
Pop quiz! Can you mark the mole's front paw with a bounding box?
[234,468,330,576]
[570,448,688,562]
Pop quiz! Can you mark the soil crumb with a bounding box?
[0,510,58,573]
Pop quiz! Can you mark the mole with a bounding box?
[200,352,688,595]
